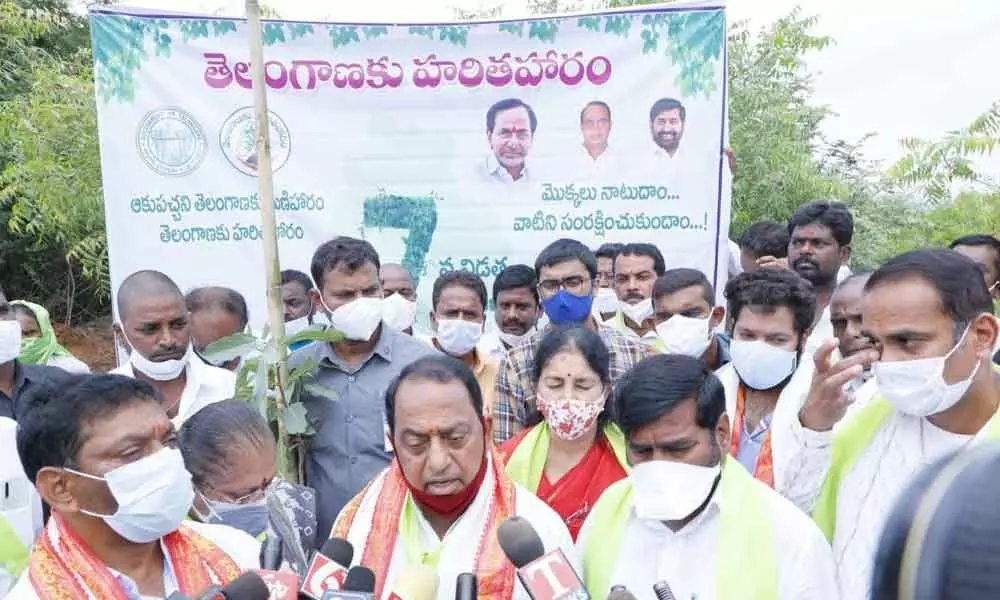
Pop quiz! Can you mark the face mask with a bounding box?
[656,315,712,358]
[195,491,270,538]
[123,331,192,381]
[284,315,312,337]
[630,459,721,522]
[537,391,604,441]
[620,298,654,325]
[66,447,194,544]
[0,320,22,364]
[325,296,383,341]
[382,293,418,332]
[542,290,594,325]
[592,288,619,316]
[497,326,536,349]
[874,326,981,416]
[435,318,483,356]
[730,339,798,391]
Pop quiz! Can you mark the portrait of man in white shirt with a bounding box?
[480,98,537,184]
[649,97,686,162]
[578,100,618,174]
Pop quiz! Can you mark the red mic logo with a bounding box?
[301,553,349,598]
[516,549,591,600]
[253,570,300,600]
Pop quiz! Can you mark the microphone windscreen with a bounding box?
[221,571,271,600]
[496,516,545,568]
[320,537,355,567]
[607,587,638,600]
[343,566,376,593]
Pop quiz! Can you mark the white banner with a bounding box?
[90,2,729,329]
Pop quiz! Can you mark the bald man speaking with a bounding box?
[111,270,235,426]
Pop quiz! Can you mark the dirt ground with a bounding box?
[55,321,117,372]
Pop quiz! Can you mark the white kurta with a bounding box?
[779,403,997,600]
[715,358,813,491]
[575,478,838,600]
[111,358,236,427]
[336,457,577,600]
[7,521,260,600]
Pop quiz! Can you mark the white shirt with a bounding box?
[480,153,531,184]
[0,418,43,598]
[46,355,90,374]
[780,404,991,600]
[7,521,260,600]
[804,304,835,360]
[337,457,577,600]
[576,475,837,600]
[477,330,507,363]
[576,144,620,177]
[111,358,236,426]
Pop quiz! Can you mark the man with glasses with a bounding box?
[606,243,667,351]
[492,238,648,443]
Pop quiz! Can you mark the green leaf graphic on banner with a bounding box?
[328,25,361,48]
[498,22,524,37]
[407,26,435,40]
[602,15,631,37]
[262,23,286,45]
[362,25,389,40]
[528,20,558,42]
[638,9,724,98]
[408,25,471,47]
[577,16,600,32]
[363,193,439,289]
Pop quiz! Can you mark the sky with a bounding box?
[87,0,1000,176]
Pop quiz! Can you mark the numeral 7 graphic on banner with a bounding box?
[363,194,438,289]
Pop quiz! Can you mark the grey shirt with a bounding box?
[290,326,438,543]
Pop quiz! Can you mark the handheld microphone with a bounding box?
[166,571,276,600]
[253,569,301,600]
[607,587,637,600]
[454,572,476,600]
[497,516,591,600]
[653,581,677,600]
[386,566,439,600]
[300,537,354,599]
[320,566,376,599]
[267,492,311,575]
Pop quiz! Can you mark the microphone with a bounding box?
[653,581,678,600]
[497,516,590,600]
[386,566,439,600]
[260,530,284,571]
[607,587,637,600]
[267,492,311,575]
[320,566,376,599]
[166,571,275,600]
[300,538,354,599]
[454,572,476,600]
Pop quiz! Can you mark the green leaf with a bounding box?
[203,332,259,362]
[282,327,344,348]
[281,403,313,435]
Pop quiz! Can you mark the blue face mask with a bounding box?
[195,491,271,538]
[542,289,594,325]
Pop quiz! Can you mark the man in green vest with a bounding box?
[787,248,1000,600]
[577,354,836,599]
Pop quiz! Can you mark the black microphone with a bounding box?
[166,571,274,599]
[455,572,477,600]
[607,586,637,600]
[653,581,678,600]
[300,537,355,598]
[319,566,376,599]
[496,516,590,600]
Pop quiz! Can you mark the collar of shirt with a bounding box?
[485,152,529,183]
[653,146,681,161]
[430,339,488,376]
[317,325,394,371]
[107,541,178,600]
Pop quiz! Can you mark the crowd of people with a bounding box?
[0,198,999,599]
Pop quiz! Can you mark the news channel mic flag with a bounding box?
[88,2,730,329]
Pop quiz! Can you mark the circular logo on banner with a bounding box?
[135,107,207,177]
[219,107,291,177]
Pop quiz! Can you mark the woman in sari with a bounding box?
[498,325,628,540]
[11,301,89,374]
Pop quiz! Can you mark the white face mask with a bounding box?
[284,315,312,337]
[497,326,536,349]
[630,459,721,522]
[66,447,194,544]
[382,293,418,332]
[592,288,619,316]
[0,320,21,364]
[874,325,981,416]
[620,298,654,326]
[325,296,383,342]
[434,318,483,356]
[730,339,798,390]
[656,315,713,358]
[122,329,192,381]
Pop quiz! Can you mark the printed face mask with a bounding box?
[656,315,712,358]
[66,447,195,544]
[537,391,605,441]
[0,320,22,364]
[382,293,418,332]
[730,339,798,390]
[435,318,484,356]
[620,299,654,325]
[630,459,721,522]
[874,324,981,416]
[325,296,384,342]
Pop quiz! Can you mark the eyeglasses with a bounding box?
[537,275,592,296]
[206,479,275,505]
